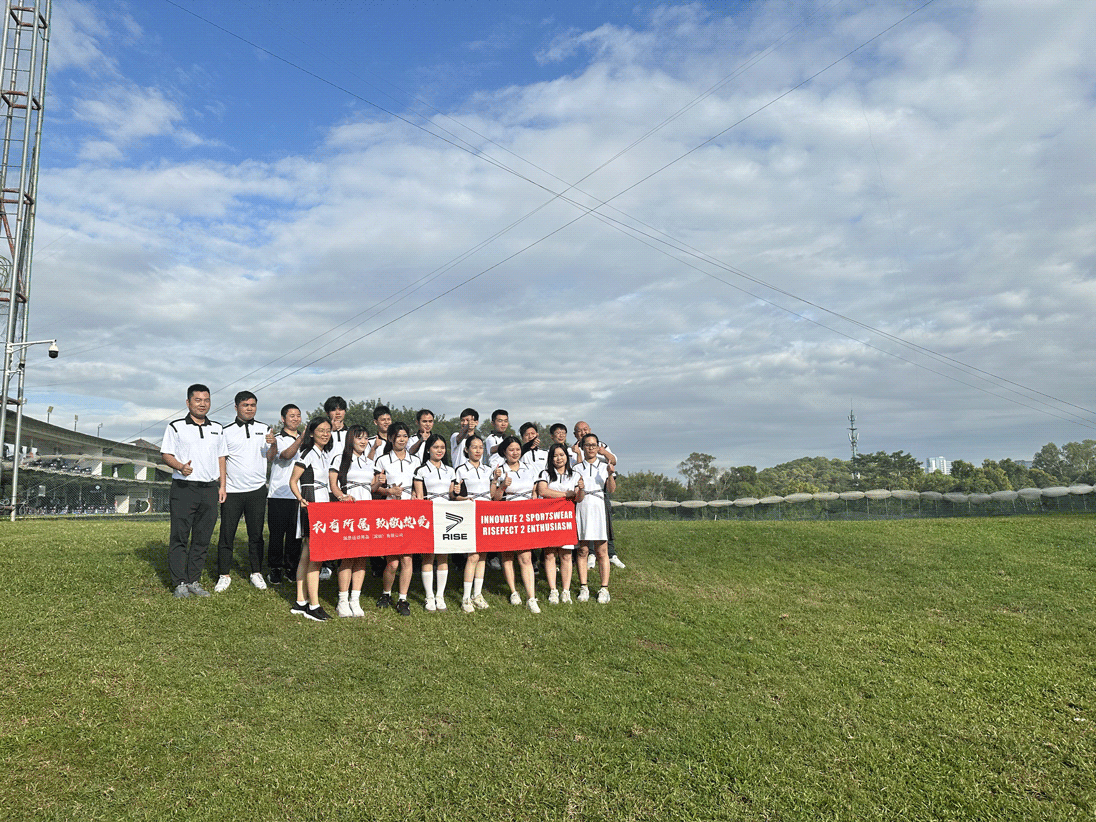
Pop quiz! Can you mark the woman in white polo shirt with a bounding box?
[288,416,334,621]
[373,422,417,616]
[452,434,494,612]
[412,433,459,612]
[536,442,584,604]
[493,435,541,613]
[328,425,382,618]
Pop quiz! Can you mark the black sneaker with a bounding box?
[376,592,393,609]
[395,598,411,616]
[268,567,284,585]
[290,601,309,617]
[304,605,331,622]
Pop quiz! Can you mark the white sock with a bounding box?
[463,581,473,600]
[436,569,449,597]
[398,593,407,601]
[338,591,349,604]
[421,570,434,598]
[350,590,361,606]
[472,576,484,597]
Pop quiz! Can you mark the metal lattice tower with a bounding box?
[0,0,51,506]
[848,409,858,461]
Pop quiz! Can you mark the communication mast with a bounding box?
[848,409,859,461]
[0,0,51,511]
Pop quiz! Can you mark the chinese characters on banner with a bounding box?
[306,498,577,561]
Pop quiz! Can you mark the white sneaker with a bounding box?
[214,575,231,593]
[425,596,437,612]
[435,597,447,611]
[472,594,490,610]
[561,590,572,604]
[548,589,559,605]
[249,572,268,590]
[587,555,596,570]
[509,590,521,605]
[318,566,333,581]
[336,600,354,618]
[610,555,626,569]
[349,600,365,617]
[488,557,502,570]
[597,587,611,604]
[461,598,475,613]
[527,597,541,614]
[577,585,590,602]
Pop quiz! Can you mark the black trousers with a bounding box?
[217,486,267,575]
[267,497,301,573]
[168,479,219,586]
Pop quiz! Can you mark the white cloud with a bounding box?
[22,1,1096,475]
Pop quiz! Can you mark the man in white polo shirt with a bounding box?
[161,383,228,598]
[214,390,275,592]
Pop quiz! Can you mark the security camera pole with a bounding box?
[3,338,58,520]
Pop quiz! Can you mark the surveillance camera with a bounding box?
[48,343,59,359]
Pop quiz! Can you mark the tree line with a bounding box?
[615,441,1096,502]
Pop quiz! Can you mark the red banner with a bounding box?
[475,498,578,552]
[306,500,434,561]
[304,498,577,561]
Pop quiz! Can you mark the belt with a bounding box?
[174,478,218,489]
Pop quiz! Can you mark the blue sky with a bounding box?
[21,0,1096,477]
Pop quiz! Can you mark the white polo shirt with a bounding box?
[520,446,548,474]
[222,418,272,494]
[162,416,228,483]
[374,451,416,500]
[268,431,302,500]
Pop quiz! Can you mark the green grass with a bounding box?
[1,517,1093,821]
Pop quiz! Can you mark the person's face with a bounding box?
[460,414,477,432]
[376,414,392,434]
[418,414,434,433]
[492,414,509,434]
[505,441,522,464]
[522,428,538,445]
[574,422,590,440]
[353,432,369,453]
[187,391,211,420]
[392,429,408,451]
[283,408,301,430]
[314,422,332,446]
[552,428,567,444]
[582,436,599,458]
[236,398,257,421]
[468,439,484,461]
[552,448,569,470]
[429,439,446,462]
[328,408,346,427]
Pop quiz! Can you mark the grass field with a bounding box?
[1,516,1093,821]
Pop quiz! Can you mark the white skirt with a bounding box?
[575,493,608,541]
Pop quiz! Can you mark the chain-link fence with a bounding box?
[612,486,1096,521]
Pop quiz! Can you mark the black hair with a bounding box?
[497,435,523,465]
[549,423,567,436]
[323,396,347,413]
[491,409,508,422]
[545,443,573,483]
[234,390,257,406]
[463,433,484,461]
[336,424,369,492]
[419,433,450,467]
[382,421,410,456]
[416,408,434,422]
[459,407,479,421]
[373,404,392,421]
[300,415,334,457]
[280,403,299,419]
[187,383,210,400]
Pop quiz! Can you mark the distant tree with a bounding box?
[915,470,954,493]
[1061,440,1096,483]
[615,471,687,502]
[714,465,767,500]
[677,452,719,497]
[757,456,854,495]
[987,459,1027,491]
[852,450,922,489]
[1032,443,1066,480]
[1028,468,1059,488]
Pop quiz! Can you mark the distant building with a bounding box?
[925,456,951,475]
[1015,459,1032,469]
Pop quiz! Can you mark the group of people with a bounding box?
[162,387,622,622]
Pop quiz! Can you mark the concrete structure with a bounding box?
[925,456,951,475]
[2,415,170,515]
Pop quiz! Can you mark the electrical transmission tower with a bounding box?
[0,0,51,515]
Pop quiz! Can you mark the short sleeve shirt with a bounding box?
[222,419,272,494]
[162,416,228,482]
